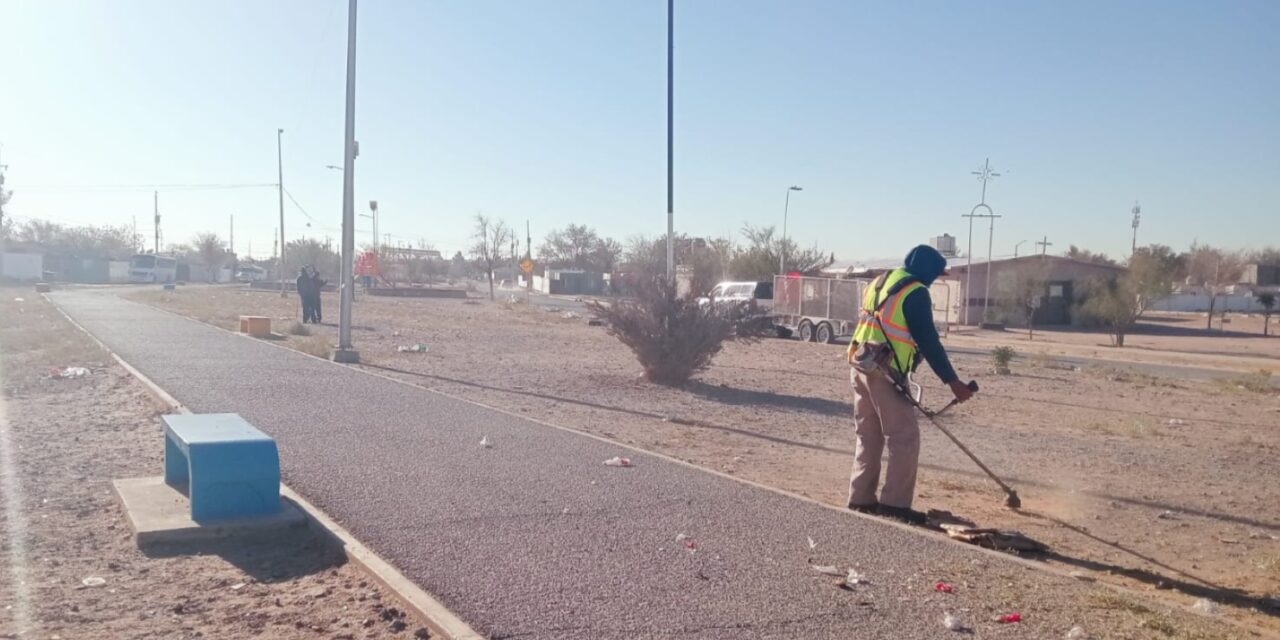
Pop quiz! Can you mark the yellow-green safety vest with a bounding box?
[848,268,925,374]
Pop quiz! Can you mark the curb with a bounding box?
[45,293,486,640]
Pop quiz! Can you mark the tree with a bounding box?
[622,234,731,296]
[1250,246,1280,266]
[284,238,341,279]
[538,224,622,273]
[1077,245,1181,347]
[728,224,834,281]
[1185,243,1245,330]
[470,215,511,300]
[193,233,227,282]
[1001,258,1051,340]
[591,237,623,274]
[1259,292,1276,337]
[1064,245,1118,266]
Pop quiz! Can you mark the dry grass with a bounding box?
[295,336,331,359]
[1082,418,1162,438]
[288,321,311,336]
[1215,369,1275,394]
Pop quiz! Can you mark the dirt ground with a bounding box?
[947,312,1280,372]
[0,290,432,639]
[131,285,1280,636]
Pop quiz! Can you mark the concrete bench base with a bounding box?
[113,476,306,546]
[238,316,272,338]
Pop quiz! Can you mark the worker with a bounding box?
[846,245,973,525]
[296,267,314,323]
[308,266,327,324]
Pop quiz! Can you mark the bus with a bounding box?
[128,254,178,283]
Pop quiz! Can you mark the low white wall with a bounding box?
[1150,293,1260,313]
[2,253,44,281]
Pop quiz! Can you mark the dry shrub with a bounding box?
[587,275,771,386]
[295,336,331,359]
[288,321,311,336]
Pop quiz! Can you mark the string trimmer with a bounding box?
[889,376,1022,510]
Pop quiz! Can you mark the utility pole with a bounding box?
[154,191,160,254]
[1036,235,1052,256]
[334,0,360,363]
[526,220,533,294]
[230,215,235,256]
[0,146,8,277]
[277,128,286,296]
[1130,201,1141,255]
[779,185,803,274]
[665,0,675,282]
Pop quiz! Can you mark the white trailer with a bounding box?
[772,275,869,343]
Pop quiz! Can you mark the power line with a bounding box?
[16,183,276,193]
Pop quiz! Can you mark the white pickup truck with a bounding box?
[699,281,774,312]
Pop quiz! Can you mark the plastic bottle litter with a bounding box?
[996,612,1022,624]
[934,581,954,593]
[675,533,688,542]
[1167,418,1186,426]
[807,536,817,550]
[810,564,843,576]
[53,367,90,379]
[81,577,106,587]
[562,311,582,320]
[943,613,963,632]
[479,436,492,449]
[397,344,429,353]
[230,582,246,591]
[1191,598,1218,614]
[13,298,24,302]
[842,569,868,587]
[603,456,633,467]
[1065,625,1087,639]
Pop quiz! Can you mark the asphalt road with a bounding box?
[52,289,1136,639]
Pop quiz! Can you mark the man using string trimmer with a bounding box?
[846,245,974,525]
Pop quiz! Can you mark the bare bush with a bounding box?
[295,336,331,359]
[588,276,771,386]
[288,321,310,336]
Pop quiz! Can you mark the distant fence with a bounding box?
[1149,293,1265,313]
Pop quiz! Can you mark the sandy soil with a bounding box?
[947,312,1280,371]
[131,285,1280,636]
[0,290,432,639]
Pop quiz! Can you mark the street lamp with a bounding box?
[361,200,379,252]
[1130,201,1141,255]
[779,185,803,274]
[333,0,360,364]
[277,128,286,297]
[1014,239,1028,257]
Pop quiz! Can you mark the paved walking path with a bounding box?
[52,290,1121,639]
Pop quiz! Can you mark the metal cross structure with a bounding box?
[1037,235,1053,256]
[961,158,1002,325]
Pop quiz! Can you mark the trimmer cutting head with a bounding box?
[1005,491,1022,510]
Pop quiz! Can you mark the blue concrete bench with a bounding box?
[162,413,281,522]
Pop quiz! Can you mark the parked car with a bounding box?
[699,281,773,312]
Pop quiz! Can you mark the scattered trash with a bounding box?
[1167,418,1186,426]
[996,613,1022,624]
[1067,571,1096,582]
[51,367,91,379]
[603,456,633,467]
[941,524,1048,552]
[806,537,817,550]
[675,533,688,542]
[840,569,868,588]
[1065,625,1087,639]
[683,539,698,552]
[1191,598,1219,615]
[13,298,24,302]
[230,582,246,591]
[587,319,605,326]
[81,577,106,587]
[479,436,492,449]
[934,581,954,593]
[562,311,581,320]
[810,564,843,576]
[397,344,429,353]
[561,507,569,515]
[943,612,964,632]
[1157,510,1177,520]
[391,330,402,337]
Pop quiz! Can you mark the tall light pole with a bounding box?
[277,128,286,296]
[665,0,674,282]
[779,185,803,274]
[334,0,360,364]
[1014,239,1027,257]
[962,158,1001,325]
[1130,201,1141,255]
[361,200,379,252]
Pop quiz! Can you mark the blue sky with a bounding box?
[2,0,1277,262]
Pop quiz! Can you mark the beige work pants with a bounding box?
[848,368,921,509]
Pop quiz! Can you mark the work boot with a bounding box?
[847,502,878,515]
[877,505,928,526]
